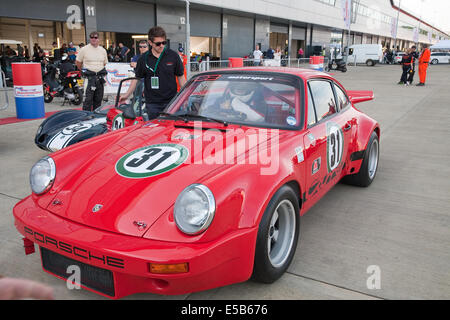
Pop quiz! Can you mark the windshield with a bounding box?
[165,73,303,129]
[94,78,145,116]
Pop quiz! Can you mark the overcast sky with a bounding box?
[396,0,450,32]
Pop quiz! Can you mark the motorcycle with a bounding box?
[325,58,347,73]
[43,58,83,105]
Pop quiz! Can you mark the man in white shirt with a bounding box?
[76,31,108,111]
[253,45,263,66]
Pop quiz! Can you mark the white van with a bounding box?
[347,44,383,66]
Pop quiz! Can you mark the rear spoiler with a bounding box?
[347,90,374,104]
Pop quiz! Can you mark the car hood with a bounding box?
[47,120,281,238]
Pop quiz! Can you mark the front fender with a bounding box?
[32,126,140,211]
[144,133,305,243]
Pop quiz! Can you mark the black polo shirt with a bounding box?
[135,47,184,104]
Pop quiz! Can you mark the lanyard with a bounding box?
[145,47,165,75]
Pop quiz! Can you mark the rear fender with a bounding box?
[349,116,380,174]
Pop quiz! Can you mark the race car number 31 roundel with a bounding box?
[327,122,344,173]
[116,143,189,178]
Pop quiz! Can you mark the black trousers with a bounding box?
[83,76,105,111]
[408,69,415,83]
[400,66,413,84]
[145,103,168,120]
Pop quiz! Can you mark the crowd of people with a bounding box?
[251,45,290,66]
[0,40,138,65]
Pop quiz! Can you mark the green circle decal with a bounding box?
[116,143,189,178]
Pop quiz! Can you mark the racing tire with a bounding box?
[72,87,83,105]
[341,66,347,73]
[251,185,300,283]
[342,131,379,188]
[431,59,438,65]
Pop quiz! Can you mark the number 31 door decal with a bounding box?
[116,144,189,178]
[327,122,344,173]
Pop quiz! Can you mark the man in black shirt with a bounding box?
[120,26,185,119]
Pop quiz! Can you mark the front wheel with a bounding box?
[72,87,83,105]
[431,59,439,65]
[252,186,300,283]
[44,90,53,103]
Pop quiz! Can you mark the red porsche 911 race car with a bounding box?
[13,68,379,299]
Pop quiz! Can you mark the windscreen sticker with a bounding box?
[116,143,189,178]
[286,116,297,126]
[225,76,274,81]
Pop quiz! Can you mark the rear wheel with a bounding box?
[252,185,300,283]
[342,131,379,187]
[431,59,439,65]
[366,59,374,67]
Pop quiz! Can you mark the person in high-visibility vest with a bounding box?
[417,44,431,87]
[176,47,188,92]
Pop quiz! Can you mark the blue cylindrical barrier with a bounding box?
[12,63,45,119]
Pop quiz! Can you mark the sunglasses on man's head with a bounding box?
[152,41,167,47]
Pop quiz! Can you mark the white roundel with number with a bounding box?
[326,122,344,172]
[112,114,124,131]
[116,144,189,178]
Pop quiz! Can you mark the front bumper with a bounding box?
[13,196,258,299]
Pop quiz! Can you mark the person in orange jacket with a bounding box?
[176,47,188,92]
[417,44,431,86]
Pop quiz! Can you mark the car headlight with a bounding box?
[174,184,215,235]
[36,124,43,135]
[30,157,56,195]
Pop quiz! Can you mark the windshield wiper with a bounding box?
[159,112,228,126]
[177,113,229,126]
[158,112,189,122]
